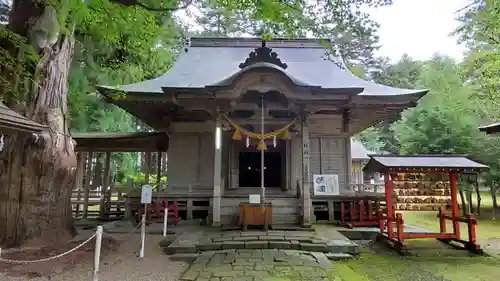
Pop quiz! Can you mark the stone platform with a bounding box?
[164,229,359,257]
[180,249,333,281]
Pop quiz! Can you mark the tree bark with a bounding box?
[492,185,499,209]
[0,0,76,247]
[466,191,473,214]
[475,182,481,215]
[459,190,467,216]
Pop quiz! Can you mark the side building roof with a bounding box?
[0,102,47,134]
[479,122,500,135]
[364,155,488,173]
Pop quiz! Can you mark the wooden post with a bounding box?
[100,152,111,219]
[74,152,86,217]
[328,201,335,222]
[384,171,394,239]
[438,207,447,234]
[144,152,151,183]
[301,118,311,226]
[449,172,460,238]
[187,199,193,220]
[156,152,162,191]
[83,151,93,219]
[212,122,222,226]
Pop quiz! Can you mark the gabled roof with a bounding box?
[351,138,375,160]
[0,102,47,134]
[363,155,488,173]
[479,122,500,134]
[98,37,427,99]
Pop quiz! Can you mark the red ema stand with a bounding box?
[378,168,480,253]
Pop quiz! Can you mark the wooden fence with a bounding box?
[71,188,126,219]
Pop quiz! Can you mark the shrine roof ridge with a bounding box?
[188,37,332,49]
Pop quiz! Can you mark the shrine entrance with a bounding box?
[239,151,283,188]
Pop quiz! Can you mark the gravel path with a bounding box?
[1,233,187,281]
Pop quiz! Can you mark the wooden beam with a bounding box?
[156,152,162,190]
[145,152,152,183]
[100,152,111,219]
[74,152,86,217]
[83,151,93,219]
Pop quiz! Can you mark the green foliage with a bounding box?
[358,55,424,154]
[0,25,39,105]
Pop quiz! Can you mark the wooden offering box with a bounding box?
[239,203,272,231]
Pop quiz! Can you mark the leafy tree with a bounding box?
[393,55,480,155]
[456,0,500,208]
[0,0,397,247]
[357,55,423,154]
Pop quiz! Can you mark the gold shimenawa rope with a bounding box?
[220,113,298,140]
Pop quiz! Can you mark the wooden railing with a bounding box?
[349,183,385,194]
[71,188,126,219]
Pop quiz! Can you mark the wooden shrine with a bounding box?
[93,37,428,227]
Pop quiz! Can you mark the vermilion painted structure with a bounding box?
[364,155,487,252]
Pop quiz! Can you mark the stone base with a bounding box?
[164,229,360,257]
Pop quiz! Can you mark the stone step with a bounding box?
[168,253,200,263]
[325,252,354,260]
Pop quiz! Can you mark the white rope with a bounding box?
[102,221,142,240]
[0,233,97,264]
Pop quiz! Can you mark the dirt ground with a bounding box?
[0,230,187,281]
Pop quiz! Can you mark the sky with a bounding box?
[176,0,471,62]
[367,0,470,62]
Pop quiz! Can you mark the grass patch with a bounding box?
[333,246,500,281]
[400,192,500,241]
[333,263,372,281]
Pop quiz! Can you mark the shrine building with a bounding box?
[97,37,428,227]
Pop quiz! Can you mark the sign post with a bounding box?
[140,184,152,259]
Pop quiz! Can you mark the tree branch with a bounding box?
[110,0,193,12]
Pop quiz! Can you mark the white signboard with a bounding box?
[313,174,339,196]
[141,184,153,204]
[249,194,261,204]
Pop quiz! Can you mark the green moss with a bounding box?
[333,263,372,281]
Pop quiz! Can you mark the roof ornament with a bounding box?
[183,37,191,53]
[238,40,288,70]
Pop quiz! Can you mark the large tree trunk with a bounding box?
[0,0,76,247]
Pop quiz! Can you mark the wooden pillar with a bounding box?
[83,151,93,219]
[74,152,86,217]
[384,171,394,239]
[156,152,162,190]
[302,118,312,226]
[343,109,352,191]
[212,122,222,226]
[144,152,151,183]
[449,172,460,238]
[100,152,111,219]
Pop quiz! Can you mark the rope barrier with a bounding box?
[0,233,97,264]
[102,221,142,240]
